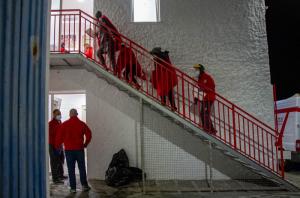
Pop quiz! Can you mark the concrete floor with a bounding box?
[50,162,300,197]
[286,171,300,189]
[50,174,300,198]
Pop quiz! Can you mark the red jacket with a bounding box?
[198,72,216,101]
[101,15,118,33]
[49,119,61,146]
[97,15,121,46]
[55,116,92,150]
[84,46,93,59]
[117,46,146,79]
[60,47,65,53]
[151,57,178,96]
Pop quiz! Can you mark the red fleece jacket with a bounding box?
[198,72,216,101]
[55,116,92,150]
[49,119,61,146]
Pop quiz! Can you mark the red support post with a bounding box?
[232,105,237,149]
[280,145,285,178]
[53,16,56,51]
[130,42,133,83]
[79,10,81,53]
[182,74,186,117]
[68,15,70,52]
[273,84,279,135]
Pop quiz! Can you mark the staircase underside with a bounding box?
[50,53,299,191]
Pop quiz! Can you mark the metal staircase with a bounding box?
[49,9,298,191]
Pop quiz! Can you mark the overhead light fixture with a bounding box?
[77,0,85,2]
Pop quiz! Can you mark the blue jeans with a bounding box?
[65,150,88,189]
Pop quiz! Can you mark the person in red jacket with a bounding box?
[49,109,66,184]
[84,43,93,59]
[60,43,66,53]
[193,64,217,134]
[117,43,146,88]
[95,11,121,72]
[150,47,178,110]
[55,109,92,193]
[60,43,69,53]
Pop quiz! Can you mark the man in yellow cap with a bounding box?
[193,64,217,134]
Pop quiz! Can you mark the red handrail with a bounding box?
[50,9,283,177]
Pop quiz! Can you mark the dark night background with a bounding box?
[265,0,300,100]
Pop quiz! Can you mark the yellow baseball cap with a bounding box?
[193,64,205,71]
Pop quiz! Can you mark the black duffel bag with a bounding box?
[105,149,144,187]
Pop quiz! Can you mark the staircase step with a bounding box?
[213,145,224,151]
[162,113,170,117]
[254,171,281,184]
[243,164,259,172]
[223,151,237,158]
[118,87,127,91]
[256,172,273,179]
[233,158,248,165]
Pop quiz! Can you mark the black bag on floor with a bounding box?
[105,149,144,187]
[128,167,143,181]
[108,149,129,168]
[105,167,131,187]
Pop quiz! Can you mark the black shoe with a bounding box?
[82,185,91,192]
[59,175,68,180]
[53,180,64,184]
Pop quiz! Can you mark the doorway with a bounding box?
[48,92,87,176]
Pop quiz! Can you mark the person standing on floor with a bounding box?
[193,64,217,134]
[55,109,92,193]
[49,109,66,184]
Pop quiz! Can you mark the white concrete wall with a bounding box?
[94,0,274,126]
[50,68,262,180]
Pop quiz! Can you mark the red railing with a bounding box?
[50,9,284,177]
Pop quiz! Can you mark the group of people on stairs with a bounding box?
[92,10,217,135]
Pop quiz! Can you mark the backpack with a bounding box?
[108,149,129,168]
[105,149,144,187]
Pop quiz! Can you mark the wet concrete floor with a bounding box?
[50,175,300,198]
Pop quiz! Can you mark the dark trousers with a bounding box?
[124,64,138,84]
[200,100,216,133]
[97,37,116,71]
[161,89,176,109]
[49,145,64,181]
[65,150,88,189]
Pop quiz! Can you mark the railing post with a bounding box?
[273,84,279,135]
[232,105,237,149]
[130,41,133,83]
[78,10,81,53]
[181,73,186,117]
[280,144,285,178]
[139,98,146,193]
